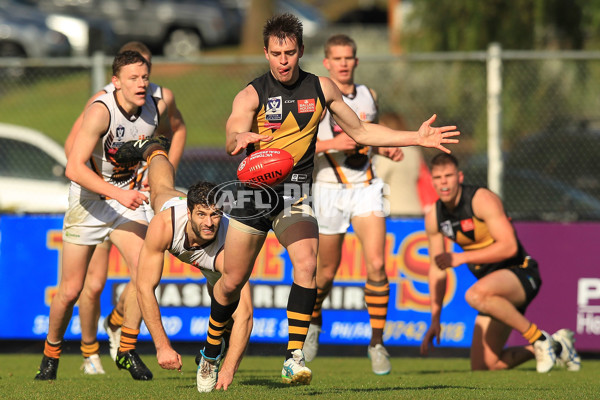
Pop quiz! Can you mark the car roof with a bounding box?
[0,123,66,166]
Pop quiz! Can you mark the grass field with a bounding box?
[1,353,598,399]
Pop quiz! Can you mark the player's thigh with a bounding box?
[470,269,527,308]
[224,220,267,283]
[109,220,148,278]
[471,314,512,370]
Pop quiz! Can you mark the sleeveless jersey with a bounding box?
[435,184,532,279]
[248,69,326,192]
[102,82,163,192]
[168,200,226,285]
[314,84,378,185]
[70,90,160,200]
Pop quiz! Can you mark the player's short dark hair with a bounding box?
[187,181,219,212]
[112,50,150,77]
[430,153,459,169]
[324,34,357,57]
[263,13,303,50]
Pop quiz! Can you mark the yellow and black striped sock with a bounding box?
[522,323,544,344]
[43,339,62,359]
[118,326,139,353]
[107,308,123,331]
[81,340,100,358]
[286,283,317,359]
[310,285,331,325]
[204,298,239,359]
[365,278,390,345]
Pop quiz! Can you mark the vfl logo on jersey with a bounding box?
[298,99,315,113]
[440,220,454,239]
[460,218,474,232]
[116,125,125,140]
[266,96,282,121]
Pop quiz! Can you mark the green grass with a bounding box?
[1,353,598,399]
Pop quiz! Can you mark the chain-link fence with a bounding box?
[2,48,600,221]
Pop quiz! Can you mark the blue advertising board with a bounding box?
[0,214,477,347]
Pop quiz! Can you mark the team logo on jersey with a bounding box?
[116,125,125,139]
[460,218,474,232]
[440,220,454,239]
[298,98,315,113]
[266,96,282,121]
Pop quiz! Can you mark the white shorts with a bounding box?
[139,191,155,222]
[63,194,148,245]
[313,178,386,235]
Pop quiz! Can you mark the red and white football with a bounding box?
[237,148,294,186]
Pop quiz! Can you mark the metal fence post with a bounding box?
[487,42,503,197]
[91,51,105,95]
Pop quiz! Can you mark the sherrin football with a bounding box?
[237,148,294,187]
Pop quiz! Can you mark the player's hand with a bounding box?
[420,321,441,356]
[116,189,148,210]
[156,347,182,371]
[231,132,273,155]
[331,132,358,151]
[379,146,404,161]
[434,252,456,270]
[417,114,460,153]
[215,366,234,391]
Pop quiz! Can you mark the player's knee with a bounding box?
[58,285,83,305]
[465,286,486,310]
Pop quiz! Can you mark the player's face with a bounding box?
[431,162,464,205]
[112,61,149,110]
[323,45,357,85]
[188,204,222,242]
[264,36,304,85]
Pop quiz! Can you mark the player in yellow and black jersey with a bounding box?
[196,13,461,392]
[421,153,580,374]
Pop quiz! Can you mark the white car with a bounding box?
[0,123,68,213]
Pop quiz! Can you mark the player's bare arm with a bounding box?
[436,189,518,270]
[136,209,183,371]
[216,282,253,391]
[314,131,357,153]
[225,85,273,155]
[421,209,448,355]
[64,89,106,157]
[65,103,148,210]
[320,76,460,152]
[161,87,186,170]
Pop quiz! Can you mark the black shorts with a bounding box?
[476,256,542,316]
[509,256,542,314]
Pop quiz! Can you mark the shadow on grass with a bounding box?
[239,377,476,393]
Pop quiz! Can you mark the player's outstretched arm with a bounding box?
[226,85,273,155]
[321,77,460,152]
[136,211,182,371]
[216,282,253,391]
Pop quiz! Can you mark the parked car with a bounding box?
[24,0,241,57]
[0,123,69,213]
[0,5,71,62]
[1,0,114,57]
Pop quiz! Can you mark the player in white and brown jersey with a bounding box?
[35,50,170,382]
